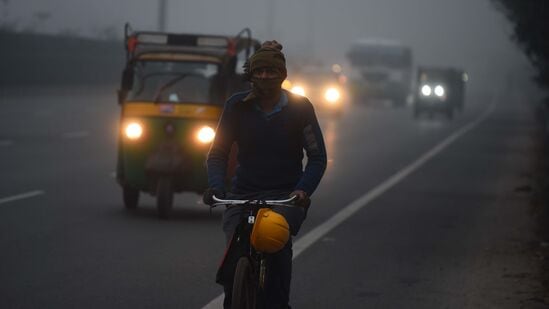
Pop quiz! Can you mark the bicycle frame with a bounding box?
[212,195,296,308]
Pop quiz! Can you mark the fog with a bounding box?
[3,0,532,89]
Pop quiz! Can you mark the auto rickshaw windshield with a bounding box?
[127,60,220,104]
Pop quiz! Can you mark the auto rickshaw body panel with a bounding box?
[118,102,222,193]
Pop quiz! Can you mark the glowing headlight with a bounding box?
[434,85,445,97]
[124,122,143,140]
[282,79,292,90]
[196,126,215,144]
[324,88,341,103]
[421,85,432,96]
[291,86,306,97]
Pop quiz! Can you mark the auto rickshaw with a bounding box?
[116,23,259,218]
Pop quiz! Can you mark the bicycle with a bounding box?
[211,194,297,309]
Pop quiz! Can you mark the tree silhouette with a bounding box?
[492,0,549,89]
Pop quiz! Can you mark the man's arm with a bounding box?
[206,100,237,191]
[294,102,327,197]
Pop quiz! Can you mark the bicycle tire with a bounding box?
[232,257,257,309]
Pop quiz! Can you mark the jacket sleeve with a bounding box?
[206,100,237,191]
[294,102,327,196]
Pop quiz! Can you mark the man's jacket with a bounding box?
[206,89,327,196]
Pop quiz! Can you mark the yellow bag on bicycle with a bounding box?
[250,209,290,253]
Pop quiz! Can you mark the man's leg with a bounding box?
[263,206,304,308]
[264,239,293,309]
[221,206,246,309]
[223,285,233,309]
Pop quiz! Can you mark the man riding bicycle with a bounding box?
[204,40,327,308]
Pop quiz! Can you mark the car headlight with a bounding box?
[196,126,215,144]
[324,87,341,103]
[434,85,445,97]
[421,85,432,96]
[282,79,292,90]
[291,86,306,97]
[124,122,143,140]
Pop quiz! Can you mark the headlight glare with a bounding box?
[421,85,432,96]
[282,79,292,90]
[434,85,445,97]
[196,126,215,144]
[324,87,341,103]
[291,86,306,97]
[125,122,143,140]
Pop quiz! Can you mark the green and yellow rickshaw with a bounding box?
[116,23,258,218]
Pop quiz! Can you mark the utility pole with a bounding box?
[307,0,315,64]
[266,0,274,39]
[158,0,167,31]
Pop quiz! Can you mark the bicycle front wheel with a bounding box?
[232,257,257,309]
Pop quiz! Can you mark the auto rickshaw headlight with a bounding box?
[290,86,306,97]
[324,87,341,103]
[196,126,215,144]
[434,85,445,97]
[421,85,432,96]
[124,122,143,140]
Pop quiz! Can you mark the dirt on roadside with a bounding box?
[529,114,549,308]
[459,103,549,309]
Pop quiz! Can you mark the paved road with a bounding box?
[0,82,538,308]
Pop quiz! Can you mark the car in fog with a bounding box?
[346,39,413,107]
[283,64,348,117]
[413,66,467,119]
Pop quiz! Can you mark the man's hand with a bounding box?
[290,190,310,208]
[203,188,225,206]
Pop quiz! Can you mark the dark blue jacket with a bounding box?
[206,90,327,196]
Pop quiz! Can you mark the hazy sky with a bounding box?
[2,0,531,86]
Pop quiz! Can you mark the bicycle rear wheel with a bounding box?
[232,257,257,309]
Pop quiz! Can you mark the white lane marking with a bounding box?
[63,131,90,139]
[0,140,13,147]
[201,95,498,309]
[0,190,45,205]
[293,99,497,259]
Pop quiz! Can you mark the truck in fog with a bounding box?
[346,39,413,106]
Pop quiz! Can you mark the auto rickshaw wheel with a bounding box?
[123,186,140,209]
[156,177,174,219]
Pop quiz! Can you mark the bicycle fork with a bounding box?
[246,209,268,290]
[259,258,267,289]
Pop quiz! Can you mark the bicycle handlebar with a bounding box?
[212,195,297,207]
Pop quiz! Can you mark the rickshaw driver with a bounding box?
[204,40,327,308]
